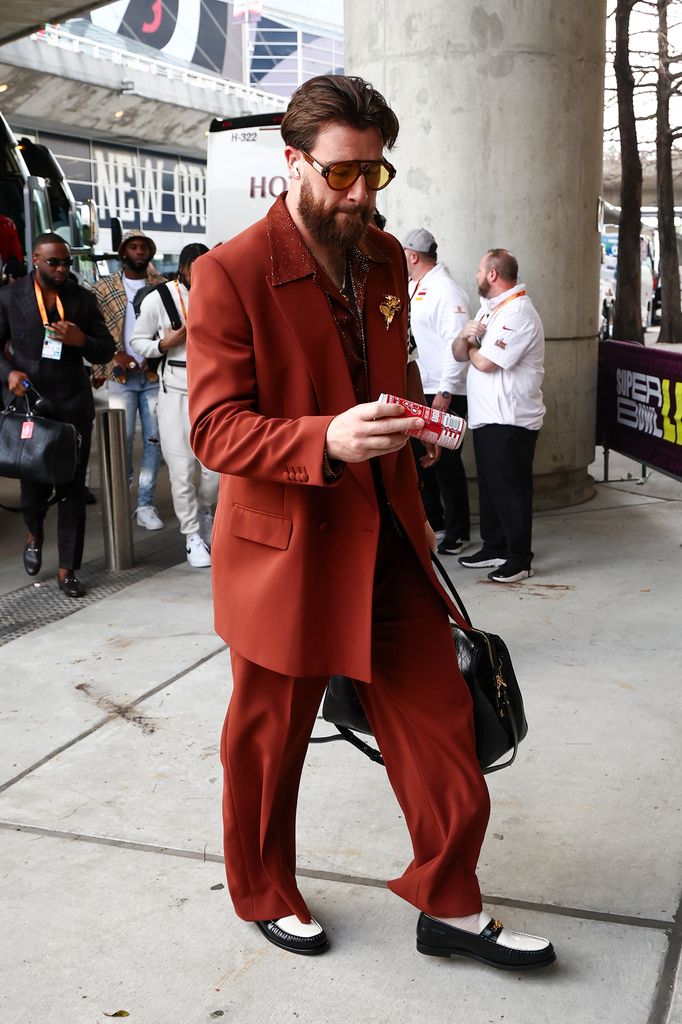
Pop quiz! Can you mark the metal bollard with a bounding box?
[96,408,134,570]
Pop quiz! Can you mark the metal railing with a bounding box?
[31,25,287,109]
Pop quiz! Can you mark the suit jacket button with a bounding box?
[319,522,329,532]
[300,472,309,482]
[282,472,290,480]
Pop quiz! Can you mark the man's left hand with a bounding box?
[53,321,85,348]
[431,392,451,413]
[419,442,441,468]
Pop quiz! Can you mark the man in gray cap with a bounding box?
[403,227,471,556]
[92,229,166,529]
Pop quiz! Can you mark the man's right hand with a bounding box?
[460,320,486,344]
[113,351,138,372]
[453,319,487,361]
[8,370,30,396]
[160,325,187,351]
[326,401,424,464]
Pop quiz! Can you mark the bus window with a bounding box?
[29,182,51,238]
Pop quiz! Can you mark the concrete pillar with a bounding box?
[346,0,608,508]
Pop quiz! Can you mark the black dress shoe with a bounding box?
[254,917,329,956]
[57,573,87,599]
[416,913,556,971]
[23,541,42,576]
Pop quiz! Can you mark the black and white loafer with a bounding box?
[417,912,556,971]
[255,915,329,956]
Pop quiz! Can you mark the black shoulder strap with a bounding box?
[156,283,183,331]
[430,551,472,626]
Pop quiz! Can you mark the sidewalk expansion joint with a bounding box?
[0,818,677,938]
[0,643,226,795]
[646,889,682,1024]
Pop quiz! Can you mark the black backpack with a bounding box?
[134,282,183,377]
[133,281,182,330]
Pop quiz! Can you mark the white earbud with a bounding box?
[293,163,301,178]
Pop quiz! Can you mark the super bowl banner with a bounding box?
[597,340,682,480]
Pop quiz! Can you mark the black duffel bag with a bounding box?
[0,391,79,488]
[316,553,528,775]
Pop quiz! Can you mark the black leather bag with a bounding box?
[319,554,528,774]
[0,392,79,488]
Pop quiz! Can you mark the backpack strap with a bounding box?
[154,283,184,390]
[157,282,183,331]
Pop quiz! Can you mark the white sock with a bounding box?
[274,914,323,938]
[432,911,550,951]
[433,912,482,933]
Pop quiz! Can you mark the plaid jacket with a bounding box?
[91,268,165,381]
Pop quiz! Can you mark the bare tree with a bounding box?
[614,0,645,341]
[655,0,682,342]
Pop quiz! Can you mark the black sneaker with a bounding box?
[437,538,470,556]
[458,549,505,568]
[487,562,533,583]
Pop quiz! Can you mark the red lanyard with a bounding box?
[34,280,64,325]
[174,280,188,322]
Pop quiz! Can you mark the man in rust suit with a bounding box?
[187,75,554,970]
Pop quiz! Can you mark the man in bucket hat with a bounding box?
[92,229,166,530]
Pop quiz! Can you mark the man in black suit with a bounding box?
[0,233,115,597]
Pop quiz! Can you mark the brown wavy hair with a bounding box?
[281,75,399,153]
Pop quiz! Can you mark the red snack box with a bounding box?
[378,393,466,451]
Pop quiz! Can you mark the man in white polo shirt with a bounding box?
[403,228,471,556]
[453,249,544,582]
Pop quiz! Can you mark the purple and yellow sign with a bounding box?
[597,340,682,480]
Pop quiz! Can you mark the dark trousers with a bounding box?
[472,423,538,567]
[413,394,470,543]
[222,521,490,923]
[21,421,92,570]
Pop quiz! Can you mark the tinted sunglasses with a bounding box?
[301,151,396,192]
[41,257,73,268]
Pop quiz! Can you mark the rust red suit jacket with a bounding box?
[187,197,463,680]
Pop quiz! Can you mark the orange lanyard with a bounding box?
[34,279,64,326]
[174,280,188,322]
[482,289,526,323]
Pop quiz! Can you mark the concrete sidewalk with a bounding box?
[1,451,681,1024]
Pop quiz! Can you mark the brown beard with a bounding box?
[298,177,373,250]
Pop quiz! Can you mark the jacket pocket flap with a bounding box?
[229,503,292,550]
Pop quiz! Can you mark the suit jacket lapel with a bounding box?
[269,277,376,506]
[364,260,409,488]
[16,275,43,332]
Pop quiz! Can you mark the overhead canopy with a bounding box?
[1,2,112,47]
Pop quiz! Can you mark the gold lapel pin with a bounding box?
[380,294,401,331]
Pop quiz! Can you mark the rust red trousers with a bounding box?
[221,522,490,923]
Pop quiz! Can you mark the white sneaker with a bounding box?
[186,533,211,567]
[197,509,214,549]
[136,506,164,530]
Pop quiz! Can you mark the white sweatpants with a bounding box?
[157,388,219,536]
